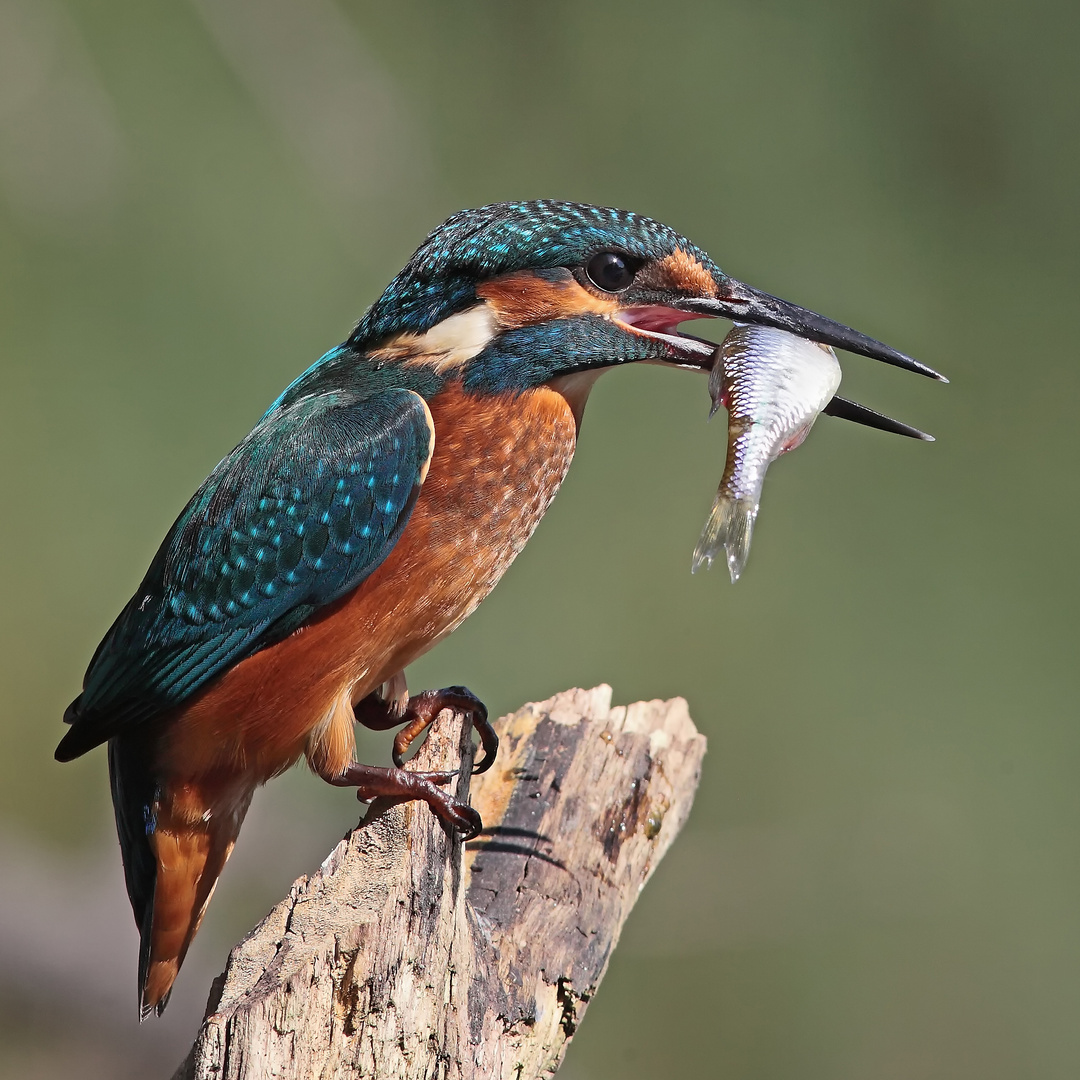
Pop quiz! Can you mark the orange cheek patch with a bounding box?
[477,271,619,330]
[659,248,717,298]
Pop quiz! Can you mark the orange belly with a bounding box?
[156,378,583,783]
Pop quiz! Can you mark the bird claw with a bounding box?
[471,714,499,775]
[337,682,496,840]
[373,773,482,840]
[427,796,483,840]
[389,685,499,775]
[335,762,482,840]
[396,770,482,838]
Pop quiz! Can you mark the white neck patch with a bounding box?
[371,304,498,373]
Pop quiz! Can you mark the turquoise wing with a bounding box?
[56,387,433,760]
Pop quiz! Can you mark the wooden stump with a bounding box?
[174,685,706,1080]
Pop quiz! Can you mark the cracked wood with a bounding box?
[174,685,706,1080]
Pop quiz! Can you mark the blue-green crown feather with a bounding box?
[353,200,712,342]
[271,201,716,410]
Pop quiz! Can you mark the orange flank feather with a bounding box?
[139,377,588,1012]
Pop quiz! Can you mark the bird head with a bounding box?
[274,200,942,419]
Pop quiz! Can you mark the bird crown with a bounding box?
[353,200,715,343]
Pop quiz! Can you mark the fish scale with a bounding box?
[693,324,842,582]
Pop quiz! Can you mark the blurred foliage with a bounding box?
[1,0,1078,1077]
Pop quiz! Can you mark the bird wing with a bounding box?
[56,387,434,760]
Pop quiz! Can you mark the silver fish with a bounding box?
[692,324,842,582]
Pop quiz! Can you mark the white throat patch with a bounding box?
[370,304,498,373]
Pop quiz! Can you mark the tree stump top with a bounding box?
[176,685,706,1080]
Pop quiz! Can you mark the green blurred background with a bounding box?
[1,0,1078,1076]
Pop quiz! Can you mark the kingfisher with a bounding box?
[55,200,942,1018]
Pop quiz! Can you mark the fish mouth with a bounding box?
[672,278,947,382]
[613,305,718,369]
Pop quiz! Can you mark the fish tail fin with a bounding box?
[691,495,759,583]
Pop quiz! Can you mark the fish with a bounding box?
[692,324,842,583]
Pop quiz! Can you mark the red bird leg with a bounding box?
[354,684,499,776]
[326,762,482,839]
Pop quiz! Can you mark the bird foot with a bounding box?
[355,683,499,776]
[328,762,482,839]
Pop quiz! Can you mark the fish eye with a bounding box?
[584,251,639,293]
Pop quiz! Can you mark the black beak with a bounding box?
[677,278,947,383]
[822,396,934,441]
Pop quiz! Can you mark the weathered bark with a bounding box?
[174,685,705,1080]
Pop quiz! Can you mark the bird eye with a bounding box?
[584,251,638,293]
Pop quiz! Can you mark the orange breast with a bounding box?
[157,379,582,783]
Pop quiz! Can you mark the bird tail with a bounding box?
[108,735,252,1019]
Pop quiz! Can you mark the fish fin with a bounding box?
[691,495,759,583]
